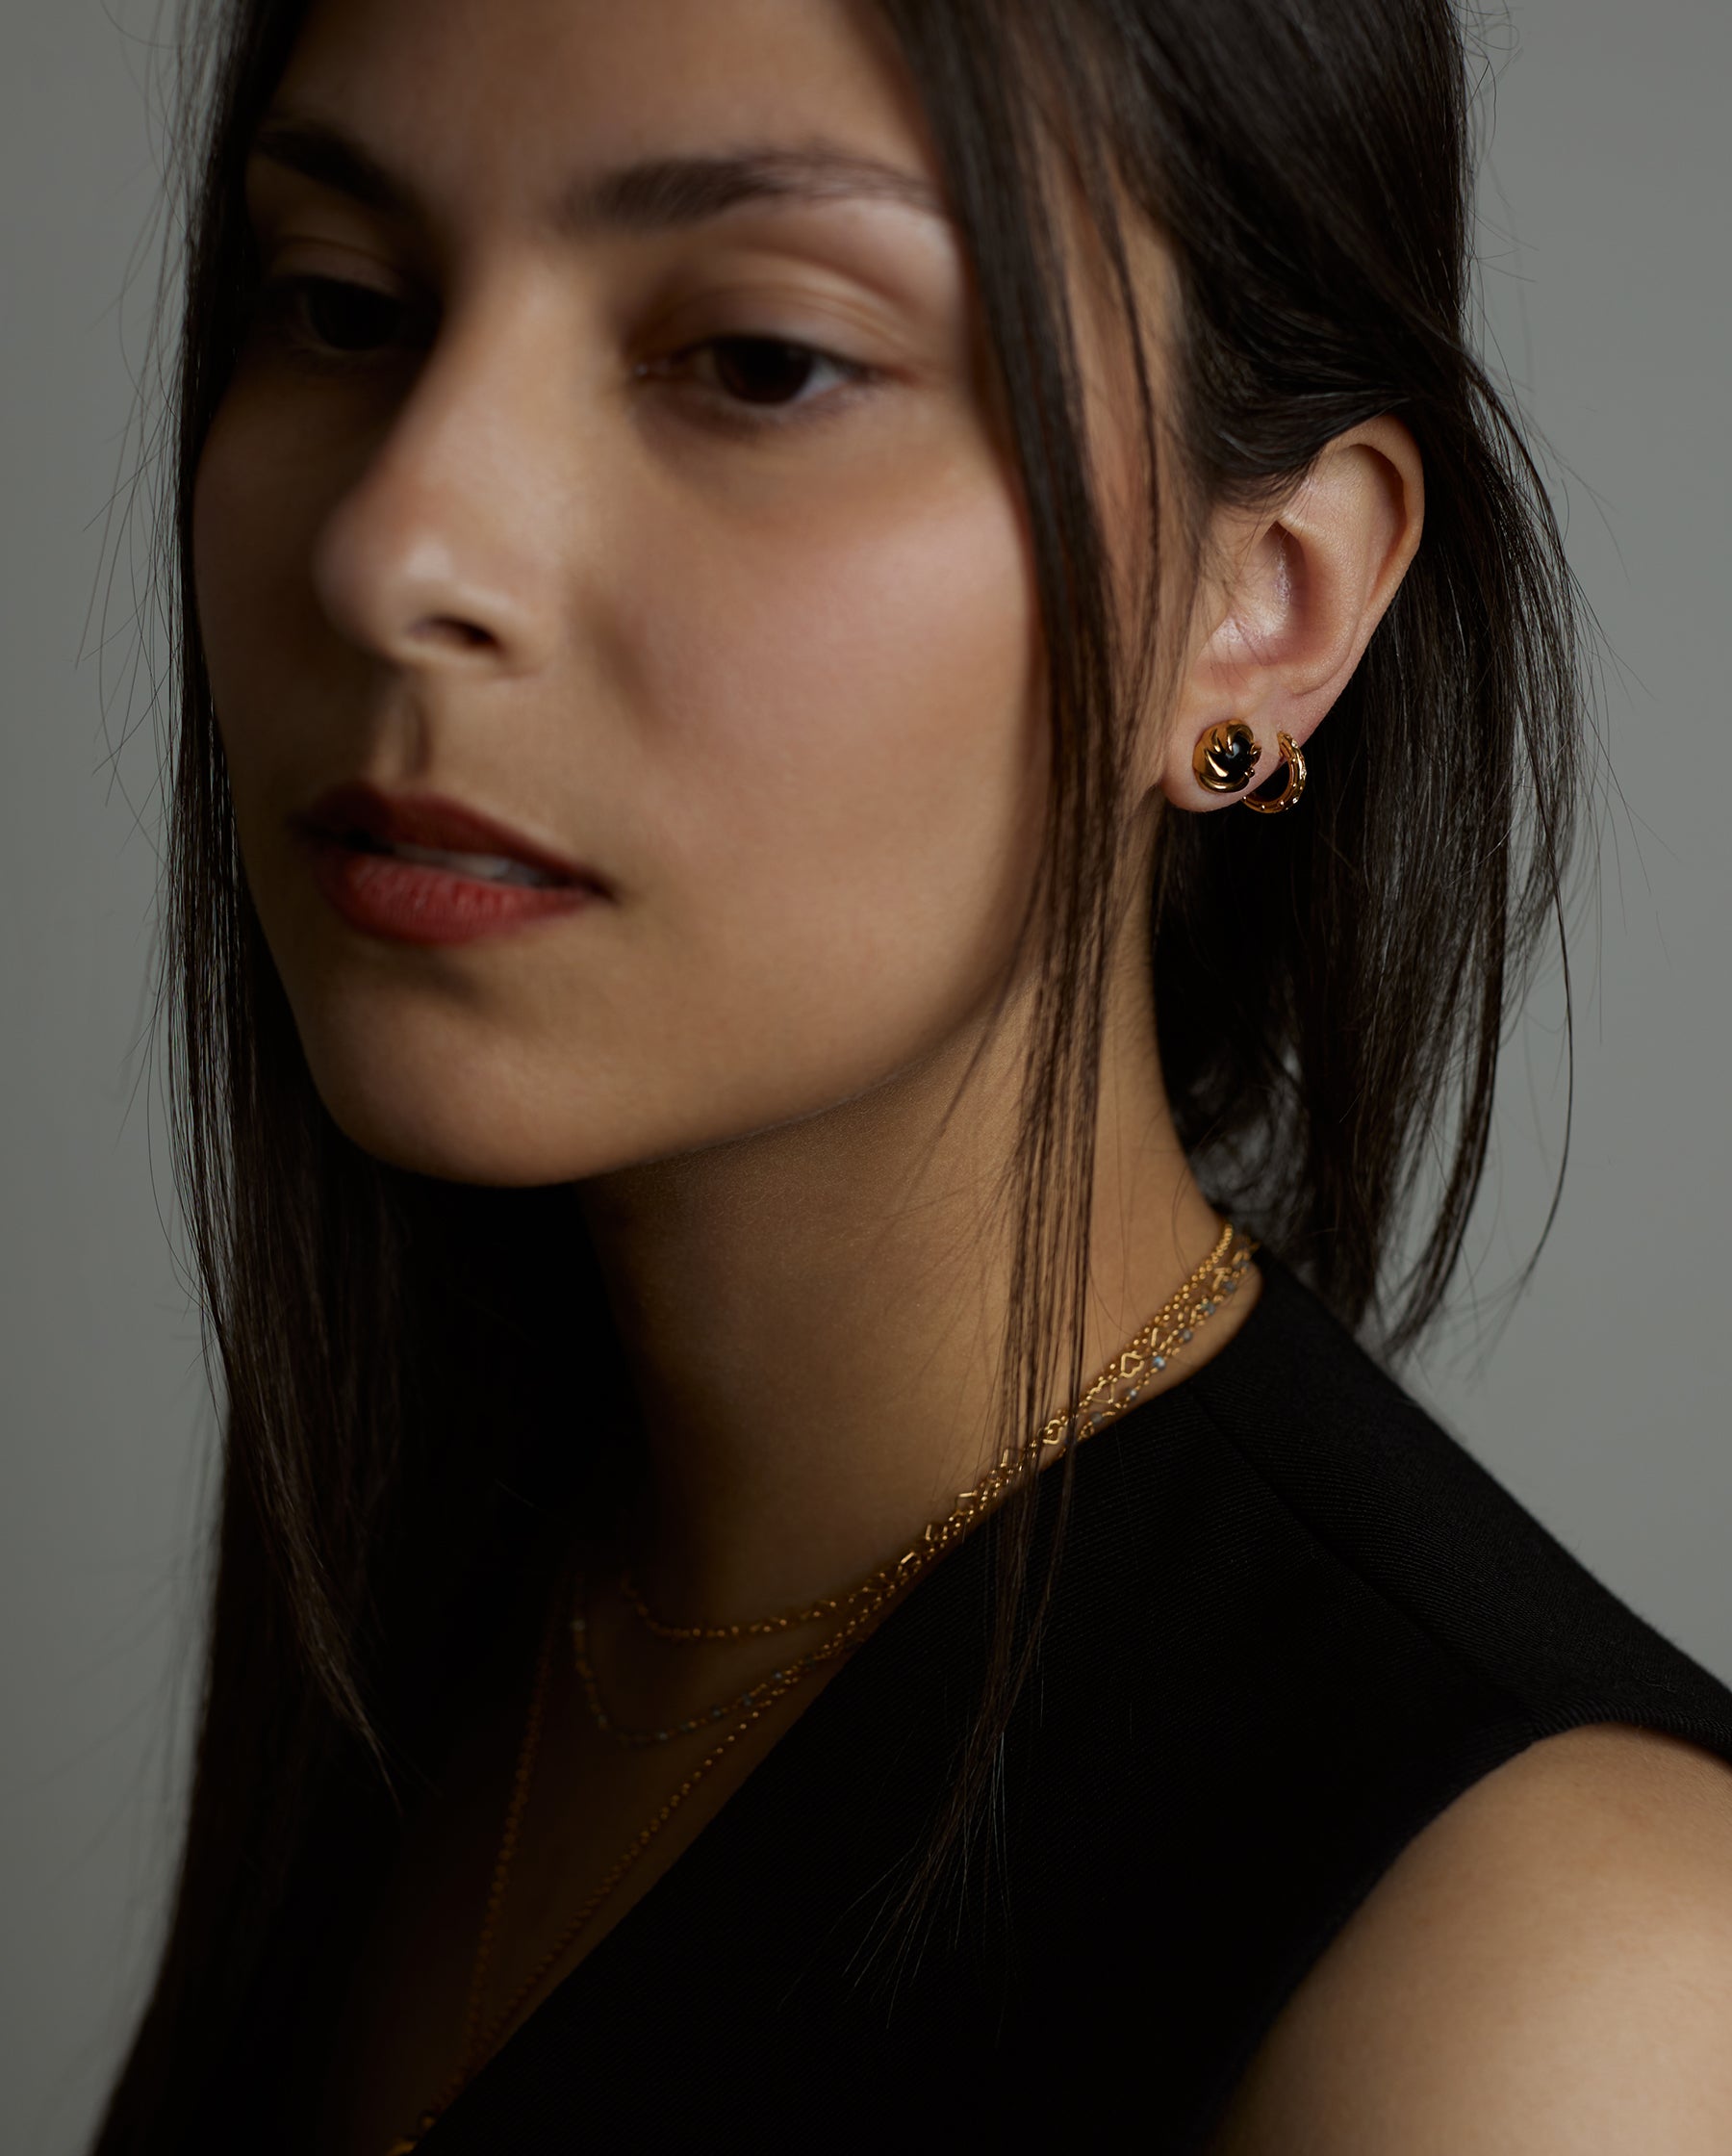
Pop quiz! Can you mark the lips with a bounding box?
[293,783,607,946]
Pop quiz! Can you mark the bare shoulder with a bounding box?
[1207,1722,1732,2155]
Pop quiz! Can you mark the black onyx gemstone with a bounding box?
[1195,721,1261,794]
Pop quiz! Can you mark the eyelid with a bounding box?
[644,260,906,349]
[256,233,415,296]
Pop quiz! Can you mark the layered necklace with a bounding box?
[386,1221,1256,2152]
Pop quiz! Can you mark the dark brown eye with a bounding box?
[296,276,413,353]
[636,329,876,434]
[704,336,826,406]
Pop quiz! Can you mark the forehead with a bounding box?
[277,0,941,215]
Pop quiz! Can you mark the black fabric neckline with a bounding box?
[429,1259,1283,2123]
[412,1251,1732,2153]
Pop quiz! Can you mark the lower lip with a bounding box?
[304,837,598,946]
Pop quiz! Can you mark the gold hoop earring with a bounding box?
[1191,719,1261,795]
[1242,730,1307,815]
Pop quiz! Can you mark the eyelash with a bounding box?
[254,272,881,436]
[641,336,879,438]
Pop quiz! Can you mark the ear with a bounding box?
[1154,417,1424,809]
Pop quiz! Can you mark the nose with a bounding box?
[312,308,565,677]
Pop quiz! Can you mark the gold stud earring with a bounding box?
[1241,730,1307,815]
[1192,719,1261,795]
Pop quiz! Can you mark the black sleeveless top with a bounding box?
[419,1256,1732,2153]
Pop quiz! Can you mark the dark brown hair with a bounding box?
[95,1,1586,2143]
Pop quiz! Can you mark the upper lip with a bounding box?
[294,783,606,890]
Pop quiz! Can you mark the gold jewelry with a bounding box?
[1242,729,1307,814]
[1192,722,1308,814]
[571,1592,854,1746]
[386,1222,1257,2151]
[1192,719,1261,794]
[385,1606,786,2153]
[591,1223,1255,1738]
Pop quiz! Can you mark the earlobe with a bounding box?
[1159,416,1424,813]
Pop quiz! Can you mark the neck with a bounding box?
[575,913,1247,1620]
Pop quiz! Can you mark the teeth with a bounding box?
[385,839,559,888]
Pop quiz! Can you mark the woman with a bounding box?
[95,0,1732,2149]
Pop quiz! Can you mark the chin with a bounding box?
[278,954,975,1192]
[293,1017,805,1191]
[293,1019,624,1188]
[312,1079,594,1187]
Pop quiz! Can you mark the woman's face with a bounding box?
[195,0,1055,1185]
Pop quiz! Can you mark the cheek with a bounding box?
[193,393,293,717]
[627,465,1045,1086]
[190,403,297,916]
[192,387,361,794]
[191,390,376,970]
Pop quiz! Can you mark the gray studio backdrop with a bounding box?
[4,4,1728,2149]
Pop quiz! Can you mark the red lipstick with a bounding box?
[293,783,606,947]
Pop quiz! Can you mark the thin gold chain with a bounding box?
[577,1225,1252,1749]
[387,1608,777,2152]
[572,1590,853,1745]
[385,1223,1256,2151]
[617,1219,1246,1644]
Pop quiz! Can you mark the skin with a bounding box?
[191,0,1732,2146]
[1206,1725,1732,2155]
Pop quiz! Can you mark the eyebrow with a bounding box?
[247,116,951,236]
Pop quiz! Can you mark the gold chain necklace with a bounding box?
[385,1222,1255,2152]
[587,1219,1252,1742]
[383,1604,792,2154]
